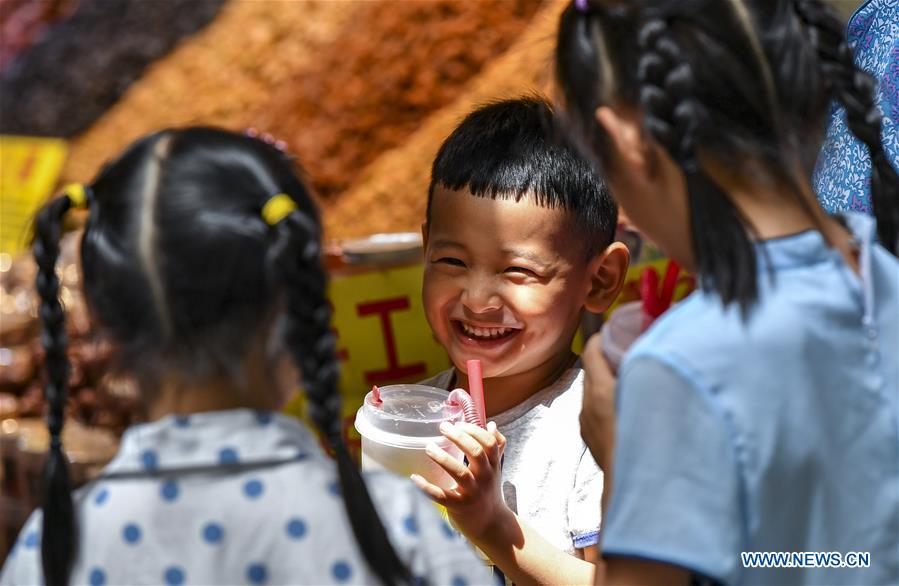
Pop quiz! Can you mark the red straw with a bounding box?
[465,359,487,428]
[371,385,382,406]
[659,260,680,313]
[640,267,662,318]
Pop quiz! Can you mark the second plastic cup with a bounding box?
[354,384,464,489]
[600,301,650,374]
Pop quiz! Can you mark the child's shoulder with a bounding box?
[494,364,585,429]
[622,286,801,388]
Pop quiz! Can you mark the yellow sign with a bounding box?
[0,136,68,255]
[284,264,451,458]
[329,264,450,392]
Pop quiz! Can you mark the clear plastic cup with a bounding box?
[354,384,463,489]
[600,301,650,374]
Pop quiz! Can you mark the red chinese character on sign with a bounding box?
[357,297,426,385]
[18,145,38,181]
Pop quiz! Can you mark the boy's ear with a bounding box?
[421,222,429,253]
[585,241,630,314]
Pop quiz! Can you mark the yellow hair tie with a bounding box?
[62,183,88,209]
[262,193,298,225]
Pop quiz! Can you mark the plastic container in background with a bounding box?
[600,301,651,374]
[354,384,463,489]
[340,232,423,266]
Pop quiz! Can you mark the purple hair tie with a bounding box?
[243,127,289,153]
[574,0,589,13]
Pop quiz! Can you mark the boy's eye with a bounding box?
[435,257,466,268]
[505,266,538,277]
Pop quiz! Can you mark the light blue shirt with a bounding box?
[1,409,493,586]
[602,213,899,585]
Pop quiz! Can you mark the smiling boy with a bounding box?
[413,97,629,584]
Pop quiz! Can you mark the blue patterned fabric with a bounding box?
[813,0,898,213]
[1,410,493,585]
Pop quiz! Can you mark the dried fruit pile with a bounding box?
[61,0,355,184]
[323,0,567,239]
[0,235,140,435]
[0,0,75,70]
[254,0,543,199]
[1,0,226,137]
[62,0,544,204]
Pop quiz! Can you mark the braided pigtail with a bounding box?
[555,0,616,161]
[268,209,411,586]
[637,18,758,311]
[794,0,899,254]
[33,186,87,586]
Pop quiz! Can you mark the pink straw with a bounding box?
[465,359,487,428]
[448,388,481,426]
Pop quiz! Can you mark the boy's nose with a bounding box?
[461,281,503,314]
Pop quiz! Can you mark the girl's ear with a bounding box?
[595,105,651,175]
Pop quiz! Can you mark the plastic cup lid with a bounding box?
[354,384,462,443]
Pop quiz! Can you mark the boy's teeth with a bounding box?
[461,323,513,339]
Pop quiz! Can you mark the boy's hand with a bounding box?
[581,333,617,470]
[411,421,509,540]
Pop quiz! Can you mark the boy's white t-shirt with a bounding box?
[420,361,603,553]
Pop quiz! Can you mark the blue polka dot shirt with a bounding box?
[1,409,493,585]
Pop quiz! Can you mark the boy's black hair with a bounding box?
[427,96,618,255]
[33,128,410,586]
[555,0,899,313]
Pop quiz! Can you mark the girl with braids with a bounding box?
[1,128,491,586]
[555,0,899,584]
